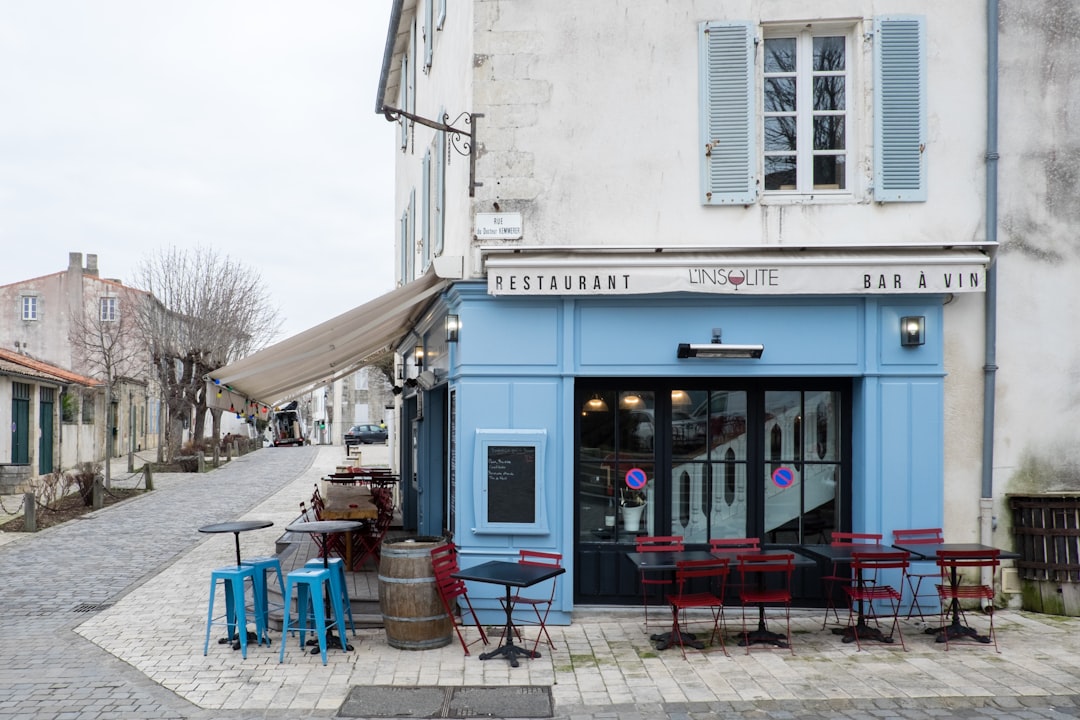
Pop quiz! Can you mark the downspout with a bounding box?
[980,0,999,557]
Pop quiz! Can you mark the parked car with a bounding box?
[345,423,387,446]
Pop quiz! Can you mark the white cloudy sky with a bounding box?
[0,1,396,339]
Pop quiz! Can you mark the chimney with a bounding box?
[85,254,99,277]
[69,252,82,270]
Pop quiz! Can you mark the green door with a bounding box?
[39,387,55,474]
[11,382,30,465]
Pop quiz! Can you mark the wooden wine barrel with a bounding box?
[378,536,453,650]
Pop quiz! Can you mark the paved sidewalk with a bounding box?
[3,445,1080,719]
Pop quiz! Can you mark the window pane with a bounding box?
[813,116,845,150]
[764,117,796,151]
[813,155,846,189]
[764,38,796,72]
[765,156,797,190]
[764,77,796,112]
[813,36,845,71]
[813,76,845,111]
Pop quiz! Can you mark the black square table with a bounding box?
[892,542,1019,644]
[451,559,566,667]
[797,543,906,645]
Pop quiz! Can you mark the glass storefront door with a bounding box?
[574,379,849,604]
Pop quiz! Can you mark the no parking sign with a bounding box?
[625,467,648,490]
[771,466,794,489]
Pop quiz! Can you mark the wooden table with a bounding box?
[318,485,378,570]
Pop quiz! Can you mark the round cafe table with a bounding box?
[285,519,364,652]
[199,519,274,649]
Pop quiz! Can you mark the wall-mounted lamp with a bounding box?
[413,344,424,369]
[900,316,925,347]
[445,314,460,342]
[677,328,764,359]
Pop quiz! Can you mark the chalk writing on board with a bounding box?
[487,445,536,524]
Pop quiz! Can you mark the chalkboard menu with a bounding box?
[474,429,548,534]
[486,445,536,524]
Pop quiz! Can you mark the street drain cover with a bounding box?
[337,685,552,718]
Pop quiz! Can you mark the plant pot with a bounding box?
[621,503,647,532]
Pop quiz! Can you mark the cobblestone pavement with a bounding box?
[3,445,1080,720]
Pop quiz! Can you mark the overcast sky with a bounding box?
[0,1,396,339]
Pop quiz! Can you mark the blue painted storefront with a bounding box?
[402,281,945,624]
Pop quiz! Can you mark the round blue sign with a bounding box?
[625,467,648,490]
[771,467,794,488]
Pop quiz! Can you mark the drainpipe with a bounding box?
[980,0,1000,587]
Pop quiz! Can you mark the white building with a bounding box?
[211,0,1077,618]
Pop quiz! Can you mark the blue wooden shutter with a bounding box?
[699,21,756,205]
[434,129,445,255]
[874,16,926,202]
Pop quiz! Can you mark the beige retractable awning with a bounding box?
[206,271,447,409]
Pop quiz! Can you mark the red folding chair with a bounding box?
[430,543,489,655]
[634,536,684,631]
[500,550,562,654]
[892,527,944,618]
[667,557,730,658]
[935,549,1001,652]
[737,552,795,655]
[710,538,760,602]
[843,551,910,651]
[820,531,882,628]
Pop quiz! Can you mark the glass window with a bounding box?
[81,391,95,423]
[763,30,849,193]
[21,296,37,321]
[100,296,118,322]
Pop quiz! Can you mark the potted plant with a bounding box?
[620,487,648,532]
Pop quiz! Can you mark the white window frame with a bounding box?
[21,295,37,321]
[699,16,924,206]
[100,296,118,322]
[762,24,852,197]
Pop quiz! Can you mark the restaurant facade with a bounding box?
[208,0,1074,625]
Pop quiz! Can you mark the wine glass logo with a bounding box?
[727,270,746,290]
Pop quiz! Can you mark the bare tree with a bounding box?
[131,246,280,461]
[68,286,149,487]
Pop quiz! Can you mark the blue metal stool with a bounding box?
[279,567,348,665]
[204,564,263,659]
[241,556,285,644]
[305,557,355,637]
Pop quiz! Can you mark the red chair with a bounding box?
[935,549,1001,652]
[737,552,795,655]
[430,543,489,655]
[500,550,562,654]
[634,536,684,631]
[667,558,730,658]
[820,531,883,628]
[710,537,760,601]
[842,551,910,651]
[892,527,944,618]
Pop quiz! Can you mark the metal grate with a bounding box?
[72,603,112,613]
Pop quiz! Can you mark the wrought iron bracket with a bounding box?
[381,106,484,197]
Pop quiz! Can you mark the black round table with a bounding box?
[285,519,364,652]
[199,520,275,567]
[199,519,274,649]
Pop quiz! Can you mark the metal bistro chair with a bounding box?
[500,550,563,655]
[430,543,490,655]
[667,557,731,659]
[935,549,1001,652]
[634,535,684,631]
[820,531,883,628]
[843,550,910,651]
[892,527,944,618]
[709,537,760,602]
[737,552,796,655]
